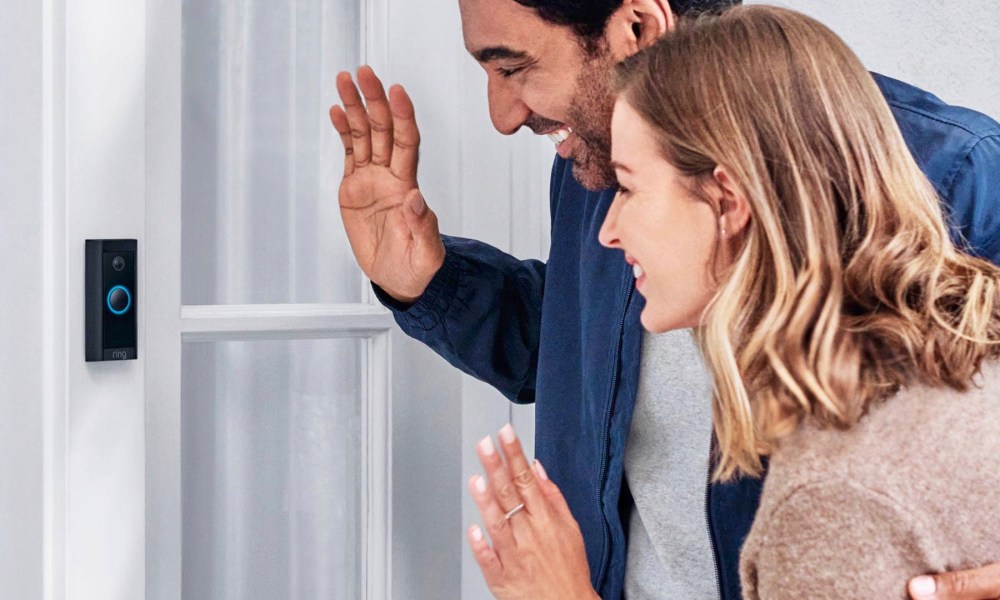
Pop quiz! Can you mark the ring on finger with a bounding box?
[504,503,525,521]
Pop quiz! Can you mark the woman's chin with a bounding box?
[640,305,698,334]
[639,307,673,334]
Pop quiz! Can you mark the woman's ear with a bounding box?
[605,0,676,59]
[712,165,752,239]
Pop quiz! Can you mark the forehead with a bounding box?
[611,99,651,160]
[458,0,574,59]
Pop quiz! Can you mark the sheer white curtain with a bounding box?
[181,0,359,306]
[180,1,367,599]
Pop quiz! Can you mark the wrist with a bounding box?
[385,240,446,304]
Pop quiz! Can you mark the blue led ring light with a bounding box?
[106,285,132,315]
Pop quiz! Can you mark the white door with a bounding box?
[2,0,552,598]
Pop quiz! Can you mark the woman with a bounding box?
[466,6,1000,599]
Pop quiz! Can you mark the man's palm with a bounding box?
[330,67,444,303]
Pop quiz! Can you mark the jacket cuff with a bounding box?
[371,243,463,331]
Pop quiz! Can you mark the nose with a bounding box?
[599,191,624,249]
[487,74,532,135]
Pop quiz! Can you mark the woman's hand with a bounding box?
[467,424,599,600]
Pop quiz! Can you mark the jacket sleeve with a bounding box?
[740,480,934,600]
[372,235,545,404]
[944,134,1000,264]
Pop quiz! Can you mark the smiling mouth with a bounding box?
[625,254,646,285]
[545,127,573,149]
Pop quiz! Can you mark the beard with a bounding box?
[566,46,618,191]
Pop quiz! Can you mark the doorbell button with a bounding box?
[106,285,132,315]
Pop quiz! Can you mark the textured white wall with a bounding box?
[750,0,1000,121]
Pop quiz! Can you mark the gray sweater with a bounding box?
[740,361,1000,599]
[624,329,719,599]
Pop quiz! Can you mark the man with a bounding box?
[329,0,1000,598]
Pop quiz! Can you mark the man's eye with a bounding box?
[616,187,630,196]
[497,66,525,79]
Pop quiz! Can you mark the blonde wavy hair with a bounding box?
[616,5,1000,480]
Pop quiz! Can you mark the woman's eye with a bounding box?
[616,187,630,196]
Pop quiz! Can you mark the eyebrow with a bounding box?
[471,46,530,63]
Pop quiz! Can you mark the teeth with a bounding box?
[633,264,644,279]
[546,128,573,145]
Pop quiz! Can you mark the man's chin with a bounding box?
[570,157,617,192]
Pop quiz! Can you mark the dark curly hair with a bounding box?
[513,0,742,39]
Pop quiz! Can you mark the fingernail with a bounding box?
[470,525,483,542]
[909,576,936,596]
[410,192,427,217]
[534,459,549,480]
[474,476,487,495]
[499,424,516,444]
[478,436,495,456]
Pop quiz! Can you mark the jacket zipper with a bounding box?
[594,278,635,596]
[705,436,723,599]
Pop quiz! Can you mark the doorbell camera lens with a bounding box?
[112,256,125,271]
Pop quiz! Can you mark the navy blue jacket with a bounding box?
[376,74,1000,599]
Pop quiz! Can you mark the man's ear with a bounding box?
[605,0,676,59]
[712,165,752,238]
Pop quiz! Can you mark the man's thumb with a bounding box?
[403,189,438,241]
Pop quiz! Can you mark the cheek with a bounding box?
[523,70,578,119]
[639,204,719,329]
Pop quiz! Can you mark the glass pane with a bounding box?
[182,338,363,600]
[182,0,363,304]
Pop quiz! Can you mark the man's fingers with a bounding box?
[328,104,354,177]
[357,66,393,167]
[388,84,420,182]
[469,475,517,554]
[909,562,1000,599]
[497,425,550,521]
[336,71,372,167]
[467,525,503,587]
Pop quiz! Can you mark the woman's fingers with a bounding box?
[469,475,517,554]
[357,66,393,167]
[467,525,503,587]
[497,425,551,521]
[388,84,420,183]
[335,71,372,167]
[533,460,575,523]
[477,435,524,518]
[328,104,354,177]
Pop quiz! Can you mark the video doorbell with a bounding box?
[85,239,137,361]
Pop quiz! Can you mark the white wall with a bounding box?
[0,2,46,598]
[750,0,1000,121]
[2,0,148,598]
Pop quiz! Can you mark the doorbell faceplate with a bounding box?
[86,239,137,362]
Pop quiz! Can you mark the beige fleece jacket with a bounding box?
[740,361,1000,600]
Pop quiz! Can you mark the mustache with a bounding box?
[524,114,565,135]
